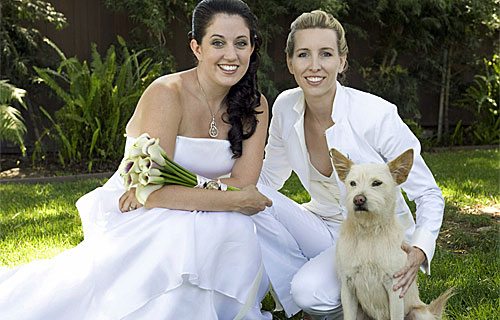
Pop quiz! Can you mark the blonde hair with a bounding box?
[285,10,348,72]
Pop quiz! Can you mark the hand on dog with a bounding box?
[119,188,143,212]
[393,242,426,298]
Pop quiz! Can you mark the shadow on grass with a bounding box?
[439,202,499,255]
[0,212,83,244]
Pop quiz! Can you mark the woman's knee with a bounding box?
[290,264,341,314]
[290,269,316,311]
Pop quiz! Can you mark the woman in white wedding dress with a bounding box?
[0,1,274,319]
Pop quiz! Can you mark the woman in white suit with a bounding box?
[252,10,445,320]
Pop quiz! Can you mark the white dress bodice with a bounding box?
[125,135,235,180]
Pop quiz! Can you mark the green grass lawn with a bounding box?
[1,149,498,319]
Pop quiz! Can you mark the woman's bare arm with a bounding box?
[121,82,271,214]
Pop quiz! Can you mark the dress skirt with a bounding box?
[0,136,271,320]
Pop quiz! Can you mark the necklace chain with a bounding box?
[197,73,219,138]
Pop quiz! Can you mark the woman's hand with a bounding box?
[393,242,426,297]
[119,188,144,212]
[236,185,273,216]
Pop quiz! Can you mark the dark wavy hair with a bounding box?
[189,0,262,158]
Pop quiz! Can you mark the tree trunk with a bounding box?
[437,46,448,142]
[444,46,452,136]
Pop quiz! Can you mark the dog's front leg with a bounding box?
[383,274,404,319]
[340,277,359,320]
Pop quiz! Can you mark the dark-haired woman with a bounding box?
[0,1,273,319]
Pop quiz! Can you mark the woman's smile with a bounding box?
[218,64,239,74]
[305,76,325,86]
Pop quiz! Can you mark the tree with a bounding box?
[429,0,499,142]
[103,0,198,74]
[341,0,499,142]
[0,0,67,150]
[1,0,67,84]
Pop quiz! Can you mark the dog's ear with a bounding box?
[330,148,354,182]
[387,149,414,185]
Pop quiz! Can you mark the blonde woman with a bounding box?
[253,10,445,320]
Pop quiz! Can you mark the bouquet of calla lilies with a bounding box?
[119,133,238,205]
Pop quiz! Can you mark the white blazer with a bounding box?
[259,83,445,273]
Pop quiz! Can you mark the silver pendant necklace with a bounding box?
[197,73,219,138]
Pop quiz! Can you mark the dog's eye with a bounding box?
[372,181,382,187]
[350,181,356,187]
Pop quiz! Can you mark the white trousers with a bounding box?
[253,184,344,319]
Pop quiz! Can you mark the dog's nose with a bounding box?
[353,194,366,206]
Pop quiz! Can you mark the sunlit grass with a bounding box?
[0,149,498,319]
[0,179,104,266]
[423,149,499,206]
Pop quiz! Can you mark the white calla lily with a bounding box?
[146,139,167,166]
[123,171,140,190]
[136,184,163,205]
[134,133,152,148]
[138,157,153,171]
[128,145,145,158]
[127,133,152,158]
[119,159,135,175]
[138,168,164,185]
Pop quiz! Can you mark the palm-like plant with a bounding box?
[0,80,27,155]
[33,37,162,171]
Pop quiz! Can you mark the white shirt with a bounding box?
[302,153,344,223]
[259,82,445,274]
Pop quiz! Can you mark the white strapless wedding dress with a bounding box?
[0,136,271,320]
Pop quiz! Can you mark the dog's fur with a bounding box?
[330,148,453,320]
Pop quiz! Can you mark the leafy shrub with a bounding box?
[456,54,500,145]
[359,64,420,120]
[33,36,162,171]
[1,0,67,85]
[0,80,27,155]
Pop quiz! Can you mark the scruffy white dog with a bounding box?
[330,148,453,320]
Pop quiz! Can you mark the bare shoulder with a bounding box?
[259,94,268,109]
[126,71,191,136]
[138,74,183,112]
[256,94,269,116]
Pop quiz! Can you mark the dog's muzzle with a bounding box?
[353,194,368,211]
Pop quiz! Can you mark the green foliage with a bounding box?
[403,119,424,140]
[359,64,420,119]
[0,0,67,83]
[450,120,464,146]
[343,0,499,138]
[0,80,27,155]
[456,55,500,145]
[104,0,197,37]
[1,0,67,153]
[403,118,440,151]
[33,37,162,171]
[103,0,196,74]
